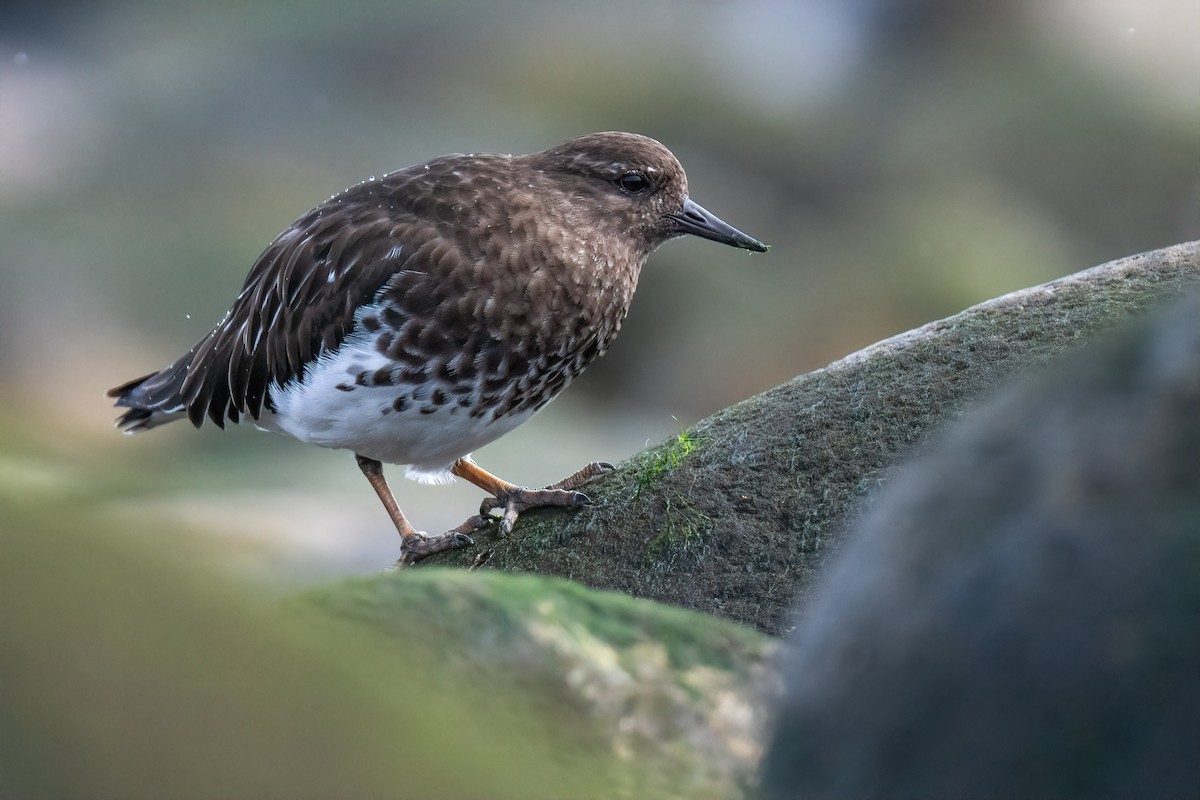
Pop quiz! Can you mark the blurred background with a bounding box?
[2,0,1197,579]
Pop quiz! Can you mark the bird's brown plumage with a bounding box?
[108,131,767,563]
[111,132,754,433]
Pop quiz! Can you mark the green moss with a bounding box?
[633,428,704,498]
[305,569,766,674]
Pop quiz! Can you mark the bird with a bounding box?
[108,131,768,564]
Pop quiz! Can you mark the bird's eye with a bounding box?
[615,171,651,195]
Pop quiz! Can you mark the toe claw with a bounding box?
[455,514,494,535]
[396,529,477,565]
[468,469,603,538]
[499,504,520,537]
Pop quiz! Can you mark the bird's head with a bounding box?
[522,131,768,258]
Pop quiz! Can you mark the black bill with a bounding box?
[667,197,769,252]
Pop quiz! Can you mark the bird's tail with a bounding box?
[107,356,192,433]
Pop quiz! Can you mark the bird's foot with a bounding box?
[480,487,588,537]
[479,461,615,536]
[393,526,476,567]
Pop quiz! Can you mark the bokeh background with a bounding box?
[2,0,1197,578]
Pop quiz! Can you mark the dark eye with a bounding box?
[615,171,651,195]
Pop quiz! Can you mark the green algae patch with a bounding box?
[302,569,780,799]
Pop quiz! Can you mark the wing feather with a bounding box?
[115,151,516,431]
[175,186,437,427]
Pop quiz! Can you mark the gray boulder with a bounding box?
[760,290,1200,798]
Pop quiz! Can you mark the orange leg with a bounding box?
[355,454,474,563]
[356,453,420,537]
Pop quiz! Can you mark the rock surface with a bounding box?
[305,570,779,800]
[760,290,1200,799]
[2,507,775,800]
[429,240,1200,635]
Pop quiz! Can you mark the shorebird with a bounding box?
[109,132,768,562]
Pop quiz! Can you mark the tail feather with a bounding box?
[107,358,193,433]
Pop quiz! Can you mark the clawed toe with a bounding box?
[452,458,612,540]
[548,461,615,492]
[477,486,591,536]
[479,487,589,514]
[395,529,475,566]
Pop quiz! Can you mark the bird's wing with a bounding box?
[178,195,441,428]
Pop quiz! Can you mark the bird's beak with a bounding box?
[667,197,769,252]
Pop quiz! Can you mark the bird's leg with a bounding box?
[355,454,474,563]
[450,457,613,536]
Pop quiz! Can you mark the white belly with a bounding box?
[258,334,536,482]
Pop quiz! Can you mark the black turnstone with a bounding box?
[109,131,768,563]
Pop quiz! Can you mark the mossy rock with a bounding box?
[303,569,780,800]
[0,500,776,800]
[428,241,1200,635]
